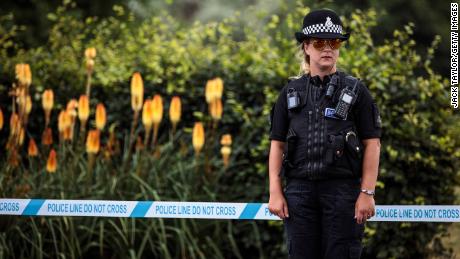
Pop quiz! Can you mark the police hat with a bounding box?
[295,9,350,43]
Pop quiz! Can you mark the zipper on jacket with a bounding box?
[307,110,313,172]
[313,106,319,174]
[319,110,324,172]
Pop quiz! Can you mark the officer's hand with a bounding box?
[355,193,375,224]
[268,192,289,219]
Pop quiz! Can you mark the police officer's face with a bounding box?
[304,38,340,70]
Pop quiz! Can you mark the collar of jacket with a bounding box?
[308,71,339,86]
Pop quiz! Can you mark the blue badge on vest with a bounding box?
[324,107,340,119]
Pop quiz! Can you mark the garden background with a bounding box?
[0,0,459,258]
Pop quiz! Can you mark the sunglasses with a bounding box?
[308,38,342,51]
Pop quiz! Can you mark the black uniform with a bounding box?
[269,71,382,259]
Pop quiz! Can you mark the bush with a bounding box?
[0,2,459,258]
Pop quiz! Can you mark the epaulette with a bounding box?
[287,75,303,83]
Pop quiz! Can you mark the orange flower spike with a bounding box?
[64,100,77,141]
[220,134,231,167]
[84,47,97,59]
[42,89,54,113]
[66,99,78,115]
[214,77,224,100]
[86,130,100,154]
[205,79,216,104]
[66,99,78,122]
[220,134,232,146]
[210,98,223,120]
[130,72,144,112]
[93,130,101,153]
[58,110,72,141]
[0,107,4,130]
[58,110,67,133]
[42,89,53,126]
[64,111,72,129]
[46,149,57,173]
[192,122,205,155]
[151,94,163,124]
[42,127,53,146]
[220,146,232,167]
[15,64,32,86]
[24,64,32,86]
[95,103,106,130]
[169,96,181,125]
[28,138,38,157]
[78,95,90,122]
[142,100,153,130]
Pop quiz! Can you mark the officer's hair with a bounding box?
[296,40,310,76]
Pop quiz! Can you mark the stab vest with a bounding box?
[282,72,363,180]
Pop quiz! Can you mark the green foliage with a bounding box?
[0,2,459,258]
[0,139,272,258]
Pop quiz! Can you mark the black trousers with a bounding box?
[283,177,364,259]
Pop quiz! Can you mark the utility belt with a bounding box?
[280,127,363,180]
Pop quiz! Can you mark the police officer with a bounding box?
[268,9,382,259]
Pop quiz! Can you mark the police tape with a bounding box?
[0,199,459,222]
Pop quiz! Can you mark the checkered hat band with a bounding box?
[302,23,343,35]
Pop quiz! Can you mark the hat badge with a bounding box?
[325,17,333,27]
